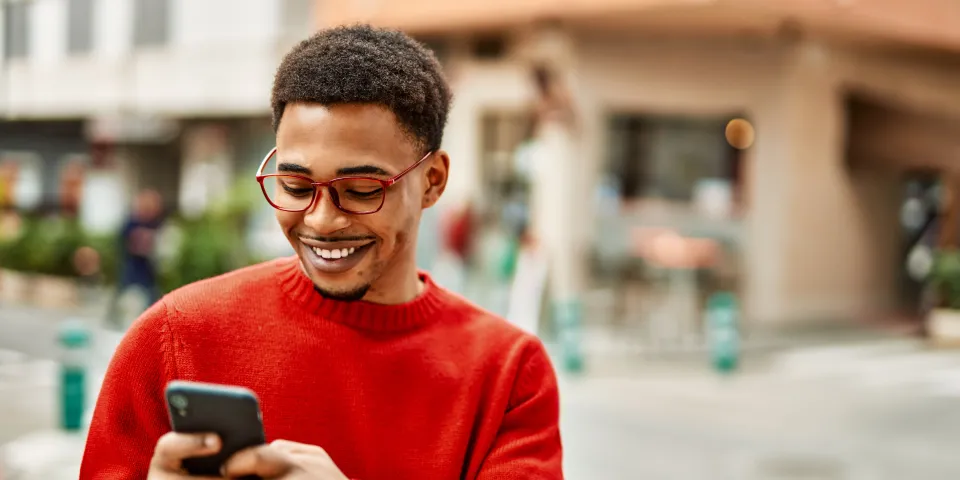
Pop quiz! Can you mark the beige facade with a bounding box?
[315,2,960,325]
[316,0,960,53]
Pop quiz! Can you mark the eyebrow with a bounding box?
[277,162,312,175]
[336,165,391,176]
[277,162,391,177]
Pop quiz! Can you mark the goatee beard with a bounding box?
[313,284,369,302]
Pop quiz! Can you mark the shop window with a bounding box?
[471,34,507,60]
[0,152,43,211]
[606,114,743,215]
[3,1,29,60]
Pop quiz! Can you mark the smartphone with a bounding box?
[164,380,266,477]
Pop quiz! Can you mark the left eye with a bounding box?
[346,189,383,198]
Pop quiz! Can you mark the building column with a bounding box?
[524,24,587,371]
[746,38,900,325]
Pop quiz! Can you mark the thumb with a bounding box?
[222,444,293,478]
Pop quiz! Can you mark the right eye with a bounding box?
[281,183,313,197]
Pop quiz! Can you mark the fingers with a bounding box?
[221,444,293,479]
[150,432,221,472]
[270,439,327,456]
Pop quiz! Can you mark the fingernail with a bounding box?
[205,435,217,448]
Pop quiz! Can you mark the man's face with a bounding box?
[273,102,448,301]
[135,190,162,222]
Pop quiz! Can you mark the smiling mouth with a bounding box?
[311,245,361,260]
[300,240,375,274]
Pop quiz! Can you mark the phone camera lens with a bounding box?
[170,394,188,410]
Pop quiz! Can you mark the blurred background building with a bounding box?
[0,0,313,253]
[0,0,958,336]
[3,1,960,479]
[317,0,960,333]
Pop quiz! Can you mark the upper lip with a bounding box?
[299,238,375,250]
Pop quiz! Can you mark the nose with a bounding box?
[303,186,350,234]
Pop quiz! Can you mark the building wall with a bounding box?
[440,31,960,323]
[316,0,960,53]
[0,0,307,119]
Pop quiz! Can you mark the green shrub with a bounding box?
[931,249,960,310]
[158,176,260,292]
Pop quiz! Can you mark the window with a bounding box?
[3,1,29,60]
[132,0,169,47]
[471,34,506,60]
[67,0,94,54]
[417,36,450,67]
[607,115,740,203]
[478,111,536,231]
[0,152,43,210]
[280,0,313,40]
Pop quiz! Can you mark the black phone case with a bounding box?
[165,380,266,479]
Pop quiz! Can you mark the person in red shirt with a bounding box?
[80,24,563,480]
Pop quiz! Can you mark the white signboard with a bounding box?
[80,171,126,235]
[506,246,549,335]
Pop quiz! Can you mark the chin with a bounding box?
[312,282,371,302]
[296,253,373,302]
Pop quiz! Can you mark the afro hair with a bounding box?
[271,24,453,153]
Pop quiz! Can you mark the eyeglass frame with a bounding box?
[255,147,434,215]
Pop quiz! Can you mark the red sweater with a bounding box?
[80,256,563,479]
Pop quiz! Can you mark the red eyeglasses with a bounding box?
[256,148,433,215]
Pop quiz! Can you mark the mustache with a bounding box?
[298,234,376,242]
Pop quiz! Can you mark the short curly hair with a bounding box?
[271,24,453,153]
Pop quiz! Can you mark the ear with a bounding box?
[422,150,450,209]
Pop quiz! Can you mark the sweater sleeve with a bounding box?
[476,340,564,479]
[79,300,177,479]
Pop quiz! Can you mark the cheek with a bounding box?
[275,211,301,235]
[374,190,419,251]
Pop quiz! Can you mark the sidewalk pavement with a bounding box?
[0,301,944,480]
[0,302,121,480]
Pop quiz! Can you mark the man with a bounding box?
[80,25,563,479]
[107,188,165,327]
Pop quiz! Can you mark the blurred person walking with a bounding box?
[106,188,165,327]
[81,25,562,480]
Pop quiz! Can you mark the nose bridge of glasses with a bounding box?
[306,182,339,214]
[302,187,349,232]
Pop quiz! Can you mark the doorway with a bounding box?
[896,172,940,317]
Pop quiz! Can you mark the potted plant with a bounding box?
[926,249,960,347]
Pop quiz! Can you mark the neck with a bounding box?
[361,258,423,304]
[278,256,446,332]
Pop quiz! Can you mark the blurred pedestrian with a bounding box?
[442,199,477,265]
[106,188,165,326]
[81,25,562,480]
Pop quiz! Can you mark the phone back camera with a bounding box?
[170,394,189,414]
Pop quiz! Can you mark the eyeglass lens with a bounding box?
[261,154,386,213]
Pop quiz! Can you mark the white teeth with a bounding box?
[311,245,361,260]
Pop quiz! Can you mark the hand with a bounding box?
[222,440,349,479]
[148,432,222,479]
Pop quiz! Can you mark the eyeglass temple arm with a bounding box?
[386,151,434,186]
[256,147,278,177]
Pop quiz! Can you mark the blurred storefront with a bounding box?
[317,0,960,329]
[0,121,88,214]
[0,0,312,257]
